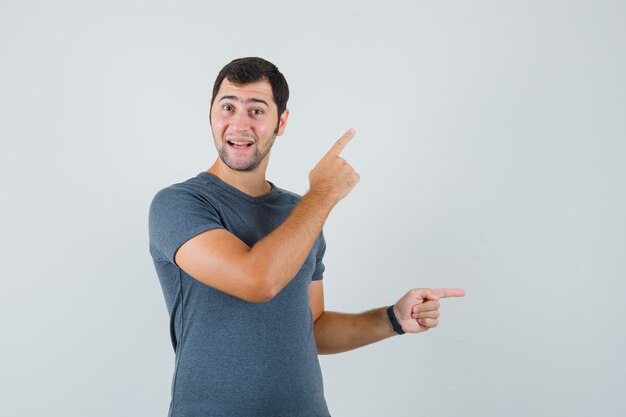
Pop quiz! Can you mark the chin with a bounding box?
[221,156,260,172]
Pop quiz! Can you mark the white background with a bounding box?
[1,1,625,416]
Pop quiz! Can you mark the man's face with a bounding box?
[210,78,288,172]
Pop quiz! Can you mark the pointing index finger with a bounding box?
[327,128,356,157]
[431,288,466,299]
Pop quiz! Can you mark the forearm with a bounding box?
[247,190,335,296]
[313,308,397,354]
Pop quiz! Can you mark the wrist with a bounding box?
[304,187,338,210]
[386,305,405,335]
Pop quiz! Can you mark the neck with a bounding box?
[207,159,272,197]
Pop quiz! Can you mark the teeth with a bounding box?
[229,141,252,145]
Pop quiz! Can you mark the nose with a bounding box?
[229,109,251,131]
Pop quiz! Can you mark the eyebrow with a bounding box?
[218,95,269,107]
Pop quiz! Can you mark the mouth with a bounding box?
[226,140,254,150]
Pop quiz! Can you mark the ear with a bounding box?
[276,108,289,136]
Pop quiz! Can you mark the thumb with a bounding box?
[425,291,440,301]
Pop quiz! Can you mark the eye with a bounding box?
[222,104,233,111]
[251,108,264,116]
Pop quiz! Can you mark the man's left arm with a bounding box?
[309,281,465,354]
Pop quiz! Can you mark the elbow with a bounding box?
[242,268,279,304]
[246,284,277,303]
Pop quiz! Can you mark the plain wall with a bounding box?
[1,1,624,416]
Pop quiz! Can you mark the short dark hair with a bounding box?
[211,57,290,119]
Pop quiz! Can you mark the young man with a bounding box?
[149,57,465,417]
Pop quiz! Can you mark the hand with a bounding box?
[309,129,360,205]
[393,288,465,334]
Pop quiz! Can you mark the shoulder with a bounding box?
[149,174,226,259]
[149,173,219,217]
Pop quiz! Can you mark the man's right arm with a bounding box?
[174,129,359,303]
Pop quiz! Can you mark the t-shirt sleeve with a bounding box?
[149,186,224,264]
[311,231,326,281]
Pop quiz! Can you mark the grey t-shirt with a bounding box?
[149,172,329,417]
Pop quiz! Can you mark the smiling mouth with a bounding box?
[227,140,254,149]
